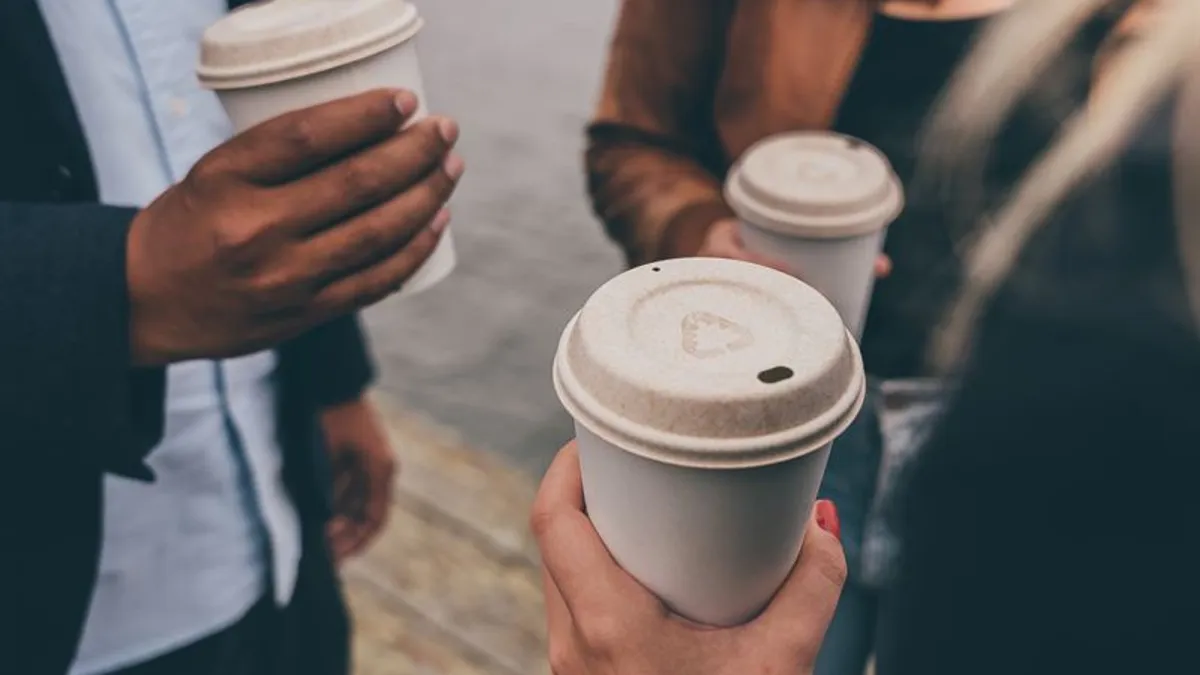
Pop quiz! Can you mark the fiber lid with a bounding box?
[725,131,904,238]
[554,258,865,469]
[198,0,423,90]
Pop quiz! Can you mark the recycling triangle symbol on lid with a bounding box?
[680,311,755,360]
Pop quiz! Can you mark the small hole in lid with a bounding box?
[845,138,863,150]
[757,366,794,384]
[651,266,661,272]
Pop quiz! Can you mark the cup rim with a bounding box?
[724,131,904,239]
[553,312,868,470]
[198,9,422,90]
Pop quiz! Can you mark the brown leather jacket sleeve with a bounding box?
[585,0,737,267]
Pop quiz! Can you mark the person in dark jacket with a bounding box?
[0,2,462,674]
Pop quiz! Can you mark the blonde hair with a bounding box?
[924,0,1200,369]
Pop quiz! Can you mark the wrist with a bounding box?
[126,211,178,367]
[128,302,174,366]
[126,212,159,366]
[126,252,158,365]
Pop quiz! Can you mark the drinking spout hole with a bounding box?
[757,366,794,384]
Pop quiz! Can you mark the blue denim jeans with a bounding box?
[813,379,947,675]
[813,384,884,675]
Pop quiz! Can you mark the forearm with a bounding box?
[0,202,165,477]
[585,125,733,266]
[585,0,736,267]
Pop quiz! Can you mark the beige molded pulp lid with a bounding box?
[725,131,904,239]
[198,0,423,90]
[554,258,866,469]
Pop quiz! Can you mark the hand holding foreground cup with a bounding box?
[127,89,461,365]
[532,443,846,675]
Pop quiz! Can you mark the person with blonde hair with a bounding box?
[538,0,1199,673]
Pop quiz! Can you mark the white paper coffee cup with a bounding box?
[198,0,454,297]
[725,132,903,337]
[553,258,866,626]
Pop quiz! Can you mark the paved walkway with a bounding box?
[346,393,548,675]
[348,4,622,669]
[362,0,624,477]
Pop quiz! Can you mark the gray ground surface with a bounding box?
[363,0,624,476]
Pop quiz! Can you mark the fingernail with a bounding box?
[815,500,841,541]
[394,90,418,116]
[443,153,465,181]
[437,117,459,145]
[431,208,451,234]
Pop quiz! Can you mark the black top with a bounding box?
[835,14,1077,378]
[880,92,1200,673]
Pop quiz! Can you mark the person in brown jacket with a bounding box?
[582,1,1097,673]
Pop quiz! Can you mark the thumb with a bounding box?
[746,504,847,662]
[531,443,656,621]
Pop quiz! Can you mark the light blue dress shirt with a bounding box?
[36,2,303,673]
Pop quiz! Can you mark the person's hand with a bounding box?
[320,396,396,563]
[698,218,893,278]
[127,88,464,365]
[530,443,846,675]
[696,218,792,272]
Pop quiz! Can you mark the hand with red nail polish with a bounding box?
[815,499,842,541]
[531,442,848,675]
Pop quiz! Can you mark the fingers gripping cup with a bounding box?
[197,0,454,297]
[726,132,903,336]
[553,258,866,626]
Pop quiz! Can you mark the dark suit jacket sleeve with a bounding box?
[0,202,165,479]
[0,200,374,473]
[277,313,376,408]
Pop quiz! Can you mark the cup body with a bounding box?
[215,39,455,297]
[739,222,886,338]
[575,422,832,626]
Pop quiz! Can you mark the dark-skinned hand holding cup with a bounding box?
[200,0,456,296]
[127,89,460,365]
[126,0,463,366]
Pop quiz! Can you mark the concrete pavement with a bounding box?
[363,0,624,476]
